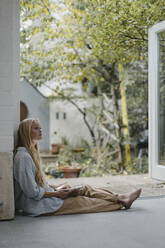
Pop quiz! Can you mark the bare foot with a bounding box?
[118,188,142,209]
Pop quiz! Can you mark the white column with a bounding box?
[0,0,19,220]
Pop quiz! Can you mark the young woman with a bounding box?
[13,118,141,217]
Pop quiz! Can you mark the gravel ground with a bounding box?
[46,173,165,197]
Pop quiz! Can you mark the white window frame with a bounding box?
[149,20,165,180]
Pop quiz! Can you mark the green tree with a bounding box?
[20,0,165,85]
[20,0,165,173]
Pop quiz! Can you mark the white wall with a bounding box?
[20,80,50,151]
[50,99,95,147]
[0,0,19,220]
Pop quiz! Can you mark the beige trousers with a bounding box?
[44,185,123,216]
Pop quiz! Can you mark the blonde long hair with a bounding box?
[14,118,46,187]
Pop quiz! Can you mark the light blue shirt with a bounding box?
[13,147,64,217]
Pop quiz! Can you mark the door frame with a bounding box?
[149,20,165,180]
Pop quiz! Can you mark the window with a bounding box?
[63,112,67,120]
[56,112,59,120]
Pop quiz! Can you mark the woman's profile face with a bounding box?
[30,120,42,141]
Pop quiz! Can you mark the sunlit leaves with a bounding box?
[20,0,165,85]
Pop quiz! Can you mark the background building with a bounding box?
[20,80,50,151]
[21,80,94,149]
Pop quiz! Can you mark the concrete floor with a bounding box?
[1,174,165,248]
[0,196,165,248]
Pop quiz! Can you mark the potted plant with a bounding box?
[61,164,82,178]
[57,146,82,178]
[51,144,63,154]
[72,148,85,153]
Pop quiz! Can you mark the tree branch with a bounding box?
[43,83,96,145]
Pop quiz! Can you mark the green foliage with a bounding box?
[130,157,148,174]
[126,60,148,144]
[20,0,165,85]
[84,0,165,64]
[43,145,148,177]
[20,0,164,174]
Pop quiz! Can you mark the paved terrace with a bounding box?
[1,174,165,248]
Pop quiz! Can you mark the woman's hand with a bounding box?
[44,188,71,199]
[55,189,71,199]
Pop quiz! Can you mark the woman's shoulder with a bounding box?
[14,147,36,172]
[14,147,32,162]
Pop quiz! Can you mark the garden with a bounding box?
[20,0,165,178]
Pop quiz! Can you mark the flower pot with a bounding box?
[72,148,85,153]
[61,166,82,178]
[51,144,63,154]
